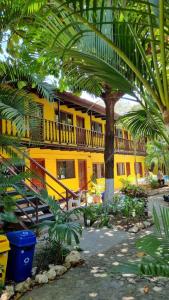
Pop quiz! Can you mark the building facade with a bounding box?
[0,91,146,198]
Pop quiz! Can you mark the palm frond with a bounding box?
[118,105,166,140]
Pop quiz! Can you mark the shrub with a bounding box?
[38,191,82,258]
[120,179,147,198]
[35,239,70,271]
[146,176,159,189]
[82,195,146,227]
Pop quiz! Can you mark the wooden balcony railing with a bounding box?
[0,117,146,155]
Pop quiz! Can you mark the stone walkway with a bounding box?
[21,192,169,300]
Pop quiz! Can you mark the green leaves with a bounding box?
[38,191,82,246]
[112,206,169,277]
[118,103,166,140]
[48,222,82,245]
[136,234,161,257]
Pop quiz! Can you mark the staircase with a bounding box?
[0,151,79,228]
[6,184,53,228]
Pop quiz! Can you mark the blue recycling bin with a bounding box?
[6,230,36,282]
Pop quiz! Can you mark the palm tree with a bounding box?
[20,3,137,202]
[30,0,168,115]
[14,0,166,201]
[3,0,169,201]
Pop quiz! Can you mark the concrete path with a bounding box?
[21,193,169,300]
[80,227,129,258]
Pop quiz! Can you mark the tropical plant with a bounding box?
[120,179,147,198]
[147,176,159,189]
[39,191,82,246]
[3,1,169,202]
[112,206,169,277]
[121,196,145,222]
[145,141,169,175]
[35,238,70,270]
[18,0,167,202]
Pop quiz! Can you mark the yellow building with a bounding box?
[1,91,146,198]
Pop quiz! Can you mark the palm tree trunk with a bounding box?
[102,88,123,203]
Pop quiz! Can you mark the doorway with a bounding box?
[76,116,86,145]
[30,159,46,190]
[78,160,87,190]
[126,162,131,177]
[29,103,44,141]
[0,120,2,134]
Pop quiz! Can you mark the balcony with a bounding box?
[0,117,146,155]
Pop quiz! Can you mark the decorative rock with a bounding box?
[65,250,82,267]
[15,277,32,293]
[47,269,57,280]
[1,285,14,300]
[15,282,26,293]
[49,264,54,269]
[63,261,71,269]
[35,274,48,284]
[136,222,145,229]
[143,221,151,228]
[122,273,137,278]
[127,278,136,284]
[153,286,162,292]
[50,265,67,276]
[0,292,10,300]
[128,226,139,233]
[32,266,38,276]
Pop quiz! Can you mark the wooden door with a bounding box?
[126,162,131,177]
[0,120,2,134]
[30,159,45,190]
[124,130,129,150]
[78,160,87,190]
[139,163,143,177]
[76,116,85,145]
[30,103,44,141]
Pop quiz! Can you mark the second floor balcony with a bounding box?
[0,117,146,155]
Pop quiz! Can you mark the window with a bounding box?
[117,163,125,176]
[57,160,75,179]
[135,162,143,177]
[92,163,105,178]
[56,111,73,125]
[91,121,102,133]
[115,128,123,138]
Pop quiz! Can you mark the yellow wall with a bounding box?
[28,147,145,197]
[114,154,145,189]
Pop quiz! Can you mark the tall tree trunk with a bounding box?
[102,88,123,203]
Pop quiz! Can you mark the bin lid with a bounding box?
[0,235,10,252]
[7,230,36,247]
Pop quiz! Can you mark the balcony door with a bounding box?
[78,160,87,190]
[124,130,130,150]
[29,103,44,141]
[0,120,2,134]
[76,116,86,145]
